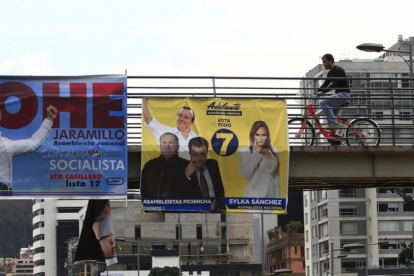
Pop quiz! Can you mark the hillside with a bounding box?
[0,200,33,258]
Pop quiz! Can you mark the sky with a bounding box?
[1,0,413,80]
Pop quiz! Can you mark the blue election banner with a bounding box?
[0,75,127,198]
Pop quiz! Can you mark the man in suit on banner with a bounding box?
[185,137,226,212]
[141,132,189,198]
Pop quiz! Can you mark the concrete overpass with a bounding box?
[127,146,414,191]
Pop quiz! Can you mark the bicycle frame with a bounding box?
[302,101,365,141]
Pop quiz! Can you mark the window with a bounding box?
[34,235,44,242]
[378,203,399,213]
[342,259,365,271]
[403,221,414,231]
[176,225,181,240]
[339,189,356,197]
[319,223,328,238]
[402,73,409,88]
[305,213,308,225]
[304,194,308,207]
[403,203,414,212]
[320,206,328,218]
[340,203,358,216]
[306,248,309,260]
[320,190,327,200]
[379,240,400,250]
[135,225,141,240]
[340,222,358,235]
[378,188,395,194]
[399,110,411,121]
[311,208,316,220]
[378,221,398,231]
[196,224,203,240]
[306,230,309,242]
[380,258,399,268]
[373,111,384,121]
[311,191,316,202]
[320,242,329,254]
[57,207,82,213]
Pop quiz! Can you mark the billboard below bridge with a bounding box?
[0,75,127,198]
[141,98,289,214]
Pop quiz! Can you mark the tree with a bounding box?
[267,228,275,241]
[0,201,33,258]
[285,221,303,234]
[149,266,179,276]
[396,188,414,264]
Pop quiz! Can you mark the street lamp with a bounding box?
[330,242,366,276]
[363,241,389,276]
[356,42,413,89]
[274,268,293,275]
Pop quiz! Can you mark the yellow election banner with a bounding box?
[140,98,289,214]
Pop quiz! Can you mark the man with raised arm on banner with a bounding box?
[142,98,199,160]
[185,137,226,212]
[141,132,190,198]
[0,105,58,196]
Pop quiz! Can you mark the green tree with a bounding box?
[267,228,275,241]
[0,201,33,258]
[149,266,179,276]
[285,221,303,234]
[396,188,414,264]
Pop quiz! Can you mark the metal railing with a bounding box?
[126,75,414,146]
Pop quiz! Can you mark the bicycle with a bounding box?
[288,97,381,146]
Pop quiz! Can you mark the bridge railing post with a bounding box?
[390,78,395,146]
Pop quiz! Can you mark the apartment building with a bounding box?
[32,199,88,276]
[304,188,414,276]
[266,226,305,276]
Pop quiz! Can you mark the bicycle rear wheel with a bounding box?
[288,118,315,146]
[346,118,381,146]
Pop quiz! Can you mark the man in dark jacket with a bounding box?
[141,133,189,197]
[314,54,351,128]
[185,137,226,212]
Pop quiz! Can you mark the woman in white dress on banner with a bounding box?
[239,121,280,198]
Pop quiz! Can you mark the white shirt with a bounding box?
[0,119,53,188]
[146,117,199,160]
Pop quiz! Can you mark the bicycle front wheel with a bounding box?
[346,118,381,146]
[288,118,315,146]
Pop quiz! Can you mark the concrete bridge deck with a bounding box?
[128,146,414,190]
[289,146,414,190]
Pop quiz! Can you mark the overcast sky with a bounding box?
[1,0,413,80]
